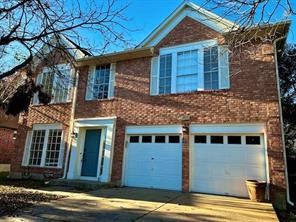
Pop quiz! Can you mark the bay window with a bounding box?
[150,40,229,95]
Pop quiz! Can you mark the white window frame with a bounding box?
[157,39,226,95]
[22,124,65,168]
[33,64,74,104]
[85,63,116,101]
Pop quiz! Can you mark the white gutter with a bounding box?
[273,36,294,206]
[62,68,79,179]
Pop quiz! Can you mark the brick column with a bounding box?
[182,124,190,192]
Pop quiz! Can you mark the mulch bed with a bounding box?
[0,185,64,216]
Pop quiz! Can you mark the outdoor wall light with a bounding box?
[71,132,78,138]
[182,126,189,133]
[13,130,17,140]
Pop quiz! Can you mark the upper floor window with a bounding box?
[150,40,230,95]
[33,64,73,104]
[22,124,64,168]
[85,64,115,100]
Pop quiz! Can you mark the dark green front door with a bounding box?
[81,129,101,177]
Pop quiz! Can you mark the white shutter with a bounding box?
[85,66,95,100]
[108,63,116,98]
[33,73,43,104]
[22,130,33,166]
[219,45,230,89]
[150,56,159,95]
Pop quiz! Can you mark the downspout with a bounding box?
[62,68,79,179]
[273,36,294,206]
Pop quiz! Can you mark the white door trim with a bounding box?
[67,117,116,182]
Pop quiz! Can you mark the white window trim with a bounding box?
[157,39,227,94]
[22,124,65,168]
[33,63,74,105]
[85,63,116,101]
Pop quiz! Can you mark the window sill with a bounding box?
[85,97,115,102]
[151,88,230,97]
[31,101,72,107]
[22,165,63,169]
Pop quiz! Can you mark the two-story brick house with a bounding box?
[10,2,291,206]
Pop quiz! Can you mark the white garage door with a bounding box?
[124,134,182,191]
[191,134,267,197]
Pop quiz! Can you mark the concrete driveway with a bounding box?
[4,187,278,221]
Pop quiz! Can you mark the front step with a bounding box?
[46,179,106,190]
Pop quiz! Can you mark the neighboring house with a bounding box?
[0,127,15,172]
[0,81,20,171]
[10,2,291,207]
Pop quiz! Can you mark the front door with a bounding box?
[81,129,102,178]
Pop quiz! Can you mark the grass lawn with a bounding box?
[0,172,64,216]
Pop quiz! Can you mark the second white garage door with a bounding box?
[123,134,182,191]
[191,134,267,197]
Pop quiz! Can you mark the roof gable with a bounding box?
[138,1,237,48]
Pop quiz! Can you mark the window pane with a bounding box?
[204,46,219,90]
[53,69,71,103]
[246,136,261,145]
[92,64,110,99]
[155,136,166,143]
[159,54,172,94]
[228,136,241,144]
[176,50,198,93]
[29,130,46,166]
[194,135,207,143]
[211,136,223,144]
[42,72,54,97]
[45,129,62,167]
[130,136,139,143]
[169,136,180,143]
[142,136,152,143]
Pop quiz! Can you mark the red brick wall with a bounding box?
[75,17,285,201]
[9,49,73,179]
[10,104,71,178]
[11,16,286,203]
[0,128,15,164]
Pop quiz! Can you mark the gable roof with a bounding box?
[137,1,238,48]
[32,34,90,66]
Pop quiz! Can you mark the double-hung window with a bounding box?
[22,124,64,168]
[85,63,116,100]
[33,64,73,104]
[150,40,229,95]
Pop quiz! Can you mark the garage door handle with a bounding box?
[151,157,154,160]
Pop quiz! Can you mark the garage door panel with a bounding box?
[191,133,267,197]
[124,134,182,191]
[246,166,266,180]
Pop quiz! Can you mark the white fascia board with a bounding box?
[126,125,183,135]
[190,123,266,134]
[138,2,237,48]
[74,117,117,128]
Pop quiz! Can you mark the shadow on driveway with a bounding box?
[3,187,278,222]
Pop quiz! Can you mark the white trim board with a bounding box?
[190,123,266,134]
[138,1,238,47]
[126,125,183,134]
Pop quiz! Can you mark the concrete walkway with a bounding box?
[3,187,278,221]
